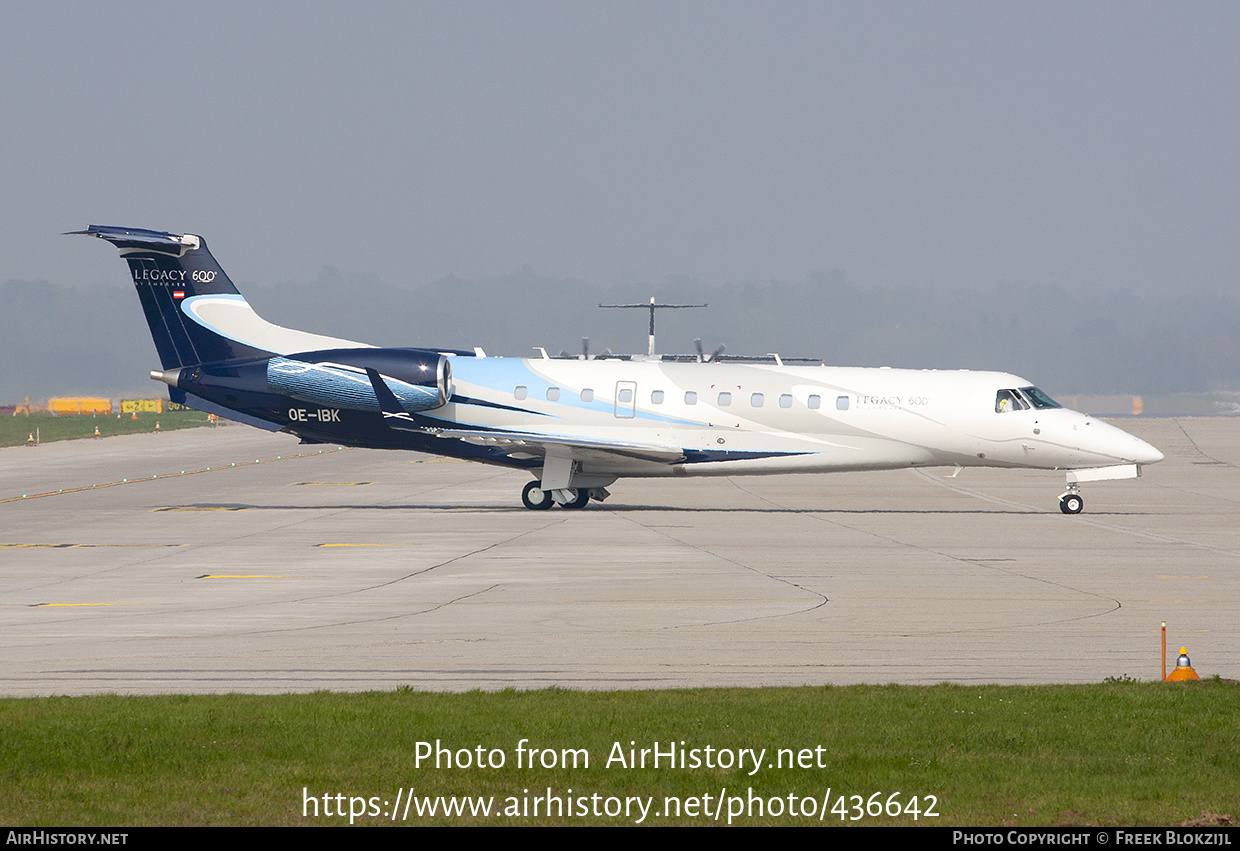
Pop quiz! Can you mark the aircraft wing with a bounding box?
[434,429,686,465]
[365,366,684,467]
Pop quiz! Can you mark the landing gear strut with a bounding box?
[1058,484,1083,515]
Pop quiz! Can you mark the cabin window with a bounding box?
[836,395,849,411]
[751,392,764,407]
[684,391,697,405]
[618,388,633,403]
[995,389,1029,413]
[546,387,560,401]
[779,394,793,408]
[718,392,732,406]
[651,390,664,404]
[580,388,594,403]
[807,394,821,409]
[514,385,528,400]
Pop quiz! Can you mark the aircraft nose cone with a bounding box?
[1133,438,1164,465]
[1111,425,1163,464]
[1091,419,1164,465]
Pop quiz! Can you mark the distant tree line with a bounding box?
[4,271,1237,400]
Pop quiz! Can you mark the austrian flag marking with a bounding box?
[172,290,185,299]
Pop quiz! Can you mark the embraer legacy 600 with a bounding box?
[74,225,1163,513]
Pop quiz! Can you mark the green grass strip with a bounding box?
[2,681,1237,826]
[0,410,214,447]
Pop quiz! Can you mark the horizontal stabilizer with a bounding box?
[67,225,201,255]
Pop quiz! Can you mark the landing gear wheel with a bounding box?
[1059,493,1084,515]
[521,480,554,510]
[560,488,591,509]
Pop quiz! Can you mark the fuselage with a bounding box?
[433,357,1163,477]
[241,353,1162,479]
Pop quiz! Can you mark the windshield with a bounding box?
[1019,386,1062,409]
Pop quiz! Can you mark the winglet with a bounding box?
[365,368,423,432]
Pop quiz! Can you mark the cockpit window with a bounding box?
[1019,386,1062,409]
[995,389,1029,413]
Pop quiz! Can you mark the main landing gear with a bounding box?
[1058,484,1084,515]
[521,480,591,510]
[521,481,553,510]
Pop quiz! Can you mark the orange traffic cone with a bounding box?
[131,412,138,420]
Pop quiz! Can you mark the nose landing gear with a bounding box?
[1058,484,1083,515]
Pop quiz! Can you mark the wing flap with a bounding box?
[436,429,686,465]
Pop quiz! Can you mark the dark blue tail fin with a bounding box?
[71,225,275,369]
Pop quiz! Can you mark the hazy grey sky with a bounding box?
[4,2,1238,297]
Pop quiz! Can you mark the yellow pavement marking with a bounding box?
[32,602,152,608]
[199,574,290,579]
[314,543,400,548]
[289,482,373,486]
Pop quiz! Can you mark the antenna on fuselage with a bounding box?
[599,297,708,357]
[694,338,726,363]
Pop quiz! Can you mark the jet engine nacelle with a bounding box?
[266,347,454,413]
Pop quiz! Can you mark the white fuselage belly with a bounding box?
[436,359,1161,478]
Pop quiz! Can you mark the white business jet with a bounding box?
[73,225,1163,513]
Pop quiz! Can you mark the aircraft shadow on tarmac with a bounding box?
[152,502,1149,516]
